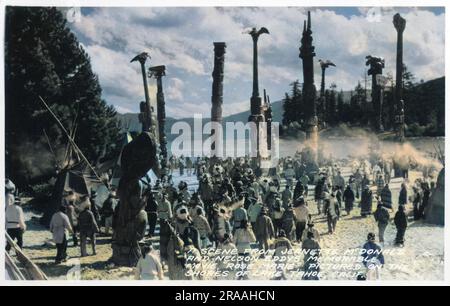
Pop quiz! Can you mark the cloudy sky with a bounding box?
[68,6,445,118]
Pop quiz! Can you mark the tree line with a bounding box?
[281,66,445,137]
[5,7,122,190]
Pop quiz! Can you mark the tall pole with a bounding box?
[265,94,273,151]
[366,55,385,132]
[131,52,152,132]
[319,59,336,128]
[320,67,326,98]
[253,37,259,98]
[393,13,406,141]
[300,11,318,161]
[247,27,269,163]
[149,65,167,168]
[210,42,226,156]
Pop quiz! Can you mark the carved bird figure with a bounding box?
[130,52,150,64]
[319,59,336,69]
[244,27,270,39]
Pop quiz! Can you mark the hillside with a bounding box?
[116,100,284,141]
[116,76,445,139]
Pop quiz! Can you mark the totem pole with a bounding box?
[131,52,153,133]
[366,55,385,132]
[393,13,406,142]
[299,11,318,161]
[264,91,273,151]
[319,59,336,128]
[111,132,158,266]
[149,65,168,169]
[210,42,226,156]
[319,59,336,98]
[247,27,269,162]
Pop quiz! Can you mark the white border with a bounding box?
[0,0,448,286]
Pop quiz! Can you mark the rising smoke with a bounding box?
[8,136,65,184]
[279,124,443,177]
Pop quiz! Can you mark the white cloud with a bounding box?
[166,77,185,101]
[70,7,444,118]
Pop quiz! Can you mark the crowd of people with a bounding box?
[4,149,440,281]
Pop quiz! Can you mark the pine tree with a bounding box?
[326,88,337,126]
[5,7,121,186]
[290,80,303,125]
[352,82,366,125]
[337,90,345,124]
[282,92,294,126]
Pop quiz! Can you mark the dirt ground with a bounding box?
[17,169,444,281]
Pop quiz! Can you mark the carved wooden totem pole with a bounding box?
[210,42,226,157]
[300,11,318,161]
[247,27,269,164]
[393,13,406,141]
[366,55,385,132]
[149,65,168,170]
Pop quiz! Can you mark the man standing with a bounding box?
[247,198,262,230]
[360,185,373,217]
[135,242,164,280]
[373,203,390,244]
[50,206,73,264]
[192,207,212,249]
[361,174,370,196]
[6,197,26,252]
[293,197,310,242]
[302,231,321,280]
[324,193,339,234]
[302,221,321,242]
[158,192,173,262]
[281,206,296,241]
[272,230,292,280]
[282,185,293,209]
[398,183,408,207]
[145,190,159,238]
[232,200,248,232]
[255,208,275,253]
[354,169,362,197]
[78,199,100,257]
[333,171,345,191]
[375,172,385,196]
[100,191,117,236]
[394,205,408,246]
[179,155,185,176]
[314,178,326,215]
[380,184,393,210]
[62,191,79,246]
[343,184,355,215]
[361,232,384,280]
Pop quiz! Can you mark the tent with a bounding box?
[41,167,90,226]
